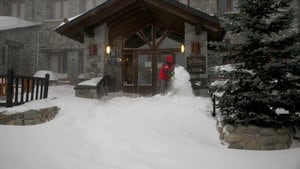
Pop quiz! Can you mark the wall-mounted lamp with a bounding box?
[106,45,111,54]
[180,44,185,53]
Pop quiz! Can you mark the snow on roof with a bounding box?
[214,64,235,72]
[78,77,103,86]
[0,16,41,31]
[33,70,58,81]
[57,13,84,28]
[56,1,107,29]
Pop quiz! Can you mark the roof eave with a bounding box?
[55,0,225,43]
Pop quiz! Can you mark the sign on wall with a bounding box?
[186,56,206,74]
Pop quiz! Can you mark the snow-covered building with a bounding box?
[56,0,225,96]
[0,0,229,95]
[0,0,107,81]
[1,0,297,95]
[0,16,41,75]
[0,0,262,94]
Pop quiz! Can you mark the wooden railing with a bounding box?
[0,70,49,107]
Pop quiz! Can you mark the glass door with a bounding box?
[138,54,152,86]
[122,50,177,95]
[123,53,134,86]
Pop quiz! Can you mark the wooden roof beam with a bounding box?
[138,0,156,23]
[109,19,152,40]
[137,30,153,49]
[155,28,171,49]
[108,13,150,35]
[107,10,148,29]
[94,4,144,30]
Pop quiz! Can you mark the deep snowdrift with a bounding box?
[0,66,299,169]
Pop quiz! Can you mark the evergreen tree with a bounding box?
[214,0,300,127]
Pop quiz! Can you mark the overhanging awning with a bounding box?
[55,0,225,43]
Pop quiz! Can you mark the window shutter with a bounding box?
[191,42,201,54]
[89,44,98,56]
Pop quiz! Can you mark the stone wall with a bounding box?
[217,123,292,150]
[83,24,107,79]
[184,23,209,96]
[0,106,59,125]
[38,21,84,81]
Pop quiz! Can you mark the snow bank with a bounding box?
[171,66,194,97]
[0,67,299,169]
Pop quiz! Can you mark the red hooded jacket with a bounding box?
[158,55,174,80]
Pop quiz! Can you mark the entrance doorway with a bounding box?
[122,50,177,95]
[122,24,183,95]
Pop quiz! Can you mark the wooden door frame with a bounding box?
[121,24,181,95]
[122,49,178,95]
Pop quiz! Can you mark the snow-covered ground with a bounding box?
[0,67,299,169]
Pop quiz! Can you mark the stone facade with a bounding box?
[38,21,84,82]
[217,123,293,150]
[83,24,108,78]
[0,26,40,75]
[0,0,105,83]
[184,23,210,96]
[0,106,59,125]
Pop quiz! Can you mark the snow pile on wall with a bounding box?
[78,77,103,86]
[33,70,58,81]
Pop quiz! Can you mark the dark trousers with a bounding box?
[159,79,171,95]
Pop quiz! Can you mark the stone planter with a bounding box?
[217,122,292,150]
[0,106,59,125]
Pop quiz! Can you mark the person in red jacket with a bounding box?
[158,54,174,95]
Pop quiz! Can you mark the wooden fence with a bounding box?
[0,70,49,107]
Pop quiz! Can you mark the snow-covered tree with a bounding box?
[214,0,300,127]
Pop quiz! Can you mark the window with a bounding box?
[217,0,239,13]
[78,52,84,75]
[7,0,25,19]
[89,44,98,56]
[47,0,69,19]
[138,54,152,86]
[49,54,68,74]
[8,46,22,73]
[1,47,6,66]
[123,54,134,86]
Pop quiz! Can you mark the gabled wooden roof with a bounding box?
[55,0,225,43]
